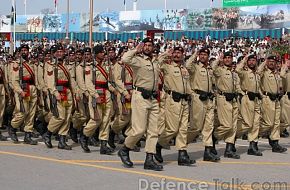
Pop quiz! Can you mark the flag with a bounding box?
[24,0,26,6]
[11,0,16,25]
[54,0,57,8]
[124,0,126,5]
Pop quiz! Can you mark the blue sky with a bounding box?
[0,0,222,15]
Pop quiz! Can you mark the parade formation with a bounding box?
[0,35,289,172]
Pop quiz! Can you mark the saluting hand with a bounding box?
[136,43,144,53]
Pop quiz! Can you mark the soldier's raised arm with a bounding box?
[185,50,198,73]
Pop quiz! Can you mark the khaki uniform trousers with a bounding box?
[47,91,73,136]
[83,96,112,140]
[158,96,189,150]
[72,95,89,130]
[187,93,214,146]
[157,91,166,135]
[259,96,281,141]
[280,95,290,132]
[0,85,5,127]
[236,95,261,142]
[111,93,132,136]
[11,85,37,133]
[214,94,238,144]
[124,90,159,154]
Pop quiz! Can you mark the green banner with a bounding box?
[223,0,290,7]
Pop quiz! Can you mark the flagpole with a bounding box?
[124,0,127,11]
[89,0,93,48]
[24,0,27,16]
[164,0,167,11]
[66,0,70,38]
[13,0,16,52]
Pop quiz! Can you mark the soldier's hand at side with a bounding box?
[85,91,90,97]
[96,96,102,104]
[125,93,131,100]
[56,94,62,101]
[20,91,26,98]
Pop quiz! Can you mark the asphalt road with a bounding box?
[0,131,290,190]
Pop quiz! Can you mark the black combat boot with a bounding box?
[8,126,19,143]
[0,131,7,141]
[108,129,116,149]
[79,132,90,153]
[154,143,163,163]
[100,140,114,155]
[203,146,220,162]
[69,124,79,143]
[247,141,263,156]
[178,150,195,166]
[58,135,72,150]
[118,146,133,168]
[43,130,53,148]
[272,140,287,153]
[144,153,163,171]
[268,137,274,147]
[23,132,38,145]
[224,143,240,159]
[133,140,141,152]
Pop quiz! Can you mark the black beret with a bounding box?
[56,44,64,51]
[7,55,13,59]
[69,50,75,55]
[248,54,257,61]
[83,47,91,53]
[20,44,29,50]
[267,55,277,61]
[142,37,154,44]
[237,56,244,63]
[118,46,128,56]
[108,46,116,52]
[50,45,57,53]
[68,46,75,52]
[38,50,44,55]
[199,48,210,55]
[44,50,51,55]
[224,51,233,57]
[76,49,84,54]
[93,45,105,54]
[173,46,184,53]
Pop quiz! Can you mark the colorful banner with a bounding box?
[223,0,290,7]
[0,15,11,32]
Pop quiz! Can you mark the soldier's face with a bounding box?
[143,42,154,56]
[267,59,276,70]
[55,50,65,60]
[172,50,184,63]
[247,58,257,69]
[199,52,209,64]
[69,54,75,62]
[38,54,44,62]
[108,51,116,60]
[44,54,51,62]
[21,48,29,56]
[76,53,83,62]
[223,56,233,67]
[95,52,105,61]
[84,52,91,62]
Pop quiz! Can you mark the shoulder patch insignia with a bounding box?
[47,70,53,76]
[13,66,19,72]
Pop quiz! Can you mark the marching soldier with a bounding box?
[155,47,195,166]
[235,55,263,156]
[212,51,241,159]
[0,54,8,141]
[279,59,290,138]
[118,38,163,171]
[80,45,114,154]
[73,48,90,144]
[186,48,220,162]
[109,46,134,149]
[65,48,81,143]
[258,55,287,153]
[9,44,38,145]
[43,44,73,150]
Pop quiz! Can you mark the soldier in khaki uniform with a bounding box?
[279,59,290,137]
[9,45,38,145]
[118,38,163,171]
[73,49,90,144]
[258,55,287,153]
[80,45,114,155]
[186,48,220,162]
[154,47,195,166]
[42,45,73,150]
[212,51,241,159]
[235,55,263,156]
[65,48,81,143]
[108,46,134,149]
[0,54,8,141]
